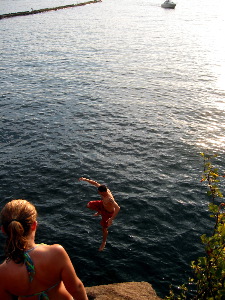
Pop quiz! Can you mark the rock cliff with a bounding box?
[86,282,162,300]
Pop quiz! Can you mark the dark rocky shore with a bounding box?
[86,282,162,300]
[0,0,101,19]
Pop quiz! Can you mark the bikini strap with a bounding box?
[38,291,49,300]
[20,281,60,299]
[25,243,46,253]
[24,252,35,282]
[23,244,45,282]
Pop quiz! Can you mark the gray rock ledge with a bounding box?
[86,282,162,300]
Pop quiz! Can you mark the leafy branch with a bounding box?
[165,153,225,300]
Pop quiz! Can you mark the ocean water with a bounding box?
[1,0,225,297]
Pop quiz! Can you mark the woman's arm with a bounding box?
[55,245,88,300]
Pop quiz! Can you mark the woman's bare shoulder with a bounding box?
[39,244,68,259]
[0,259,17,283]
[0,260,7,273]
[37,243,64,250]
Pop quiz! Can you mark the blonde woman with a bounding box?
[0,199,88,300]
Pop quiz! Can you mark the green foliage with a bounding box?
[165,153,225,300]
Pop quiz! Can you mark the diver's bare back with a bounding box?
[101,190,116,213]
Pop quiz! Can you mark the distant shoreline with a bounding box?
[0,0,102,20]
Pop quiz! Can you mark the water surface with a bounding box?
[1,0,225,297]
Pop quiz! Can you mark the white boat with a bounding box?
[161,0,176,8]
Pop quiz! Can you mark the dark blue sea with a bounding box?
[1,0,225,297]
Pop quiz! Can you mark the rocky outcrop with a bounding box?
[86,282,162,300]
[0,0,101,19]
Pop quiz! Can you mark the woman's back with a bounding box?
[0,200,88,300]
[1,244,74,299]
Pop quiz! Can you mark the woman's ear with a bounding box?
[31,221,38,231]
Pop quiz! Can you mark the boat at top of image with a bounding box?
[161,0,176,9]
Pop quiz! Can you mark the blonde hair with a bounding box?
[0,199,37,263]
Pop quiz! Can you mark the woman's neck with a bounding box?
[25,232,36,250]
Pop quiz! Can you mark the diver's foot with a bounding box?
[98,242,106,251]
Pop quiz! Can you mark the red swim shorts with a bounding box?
[87,200,113,228]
